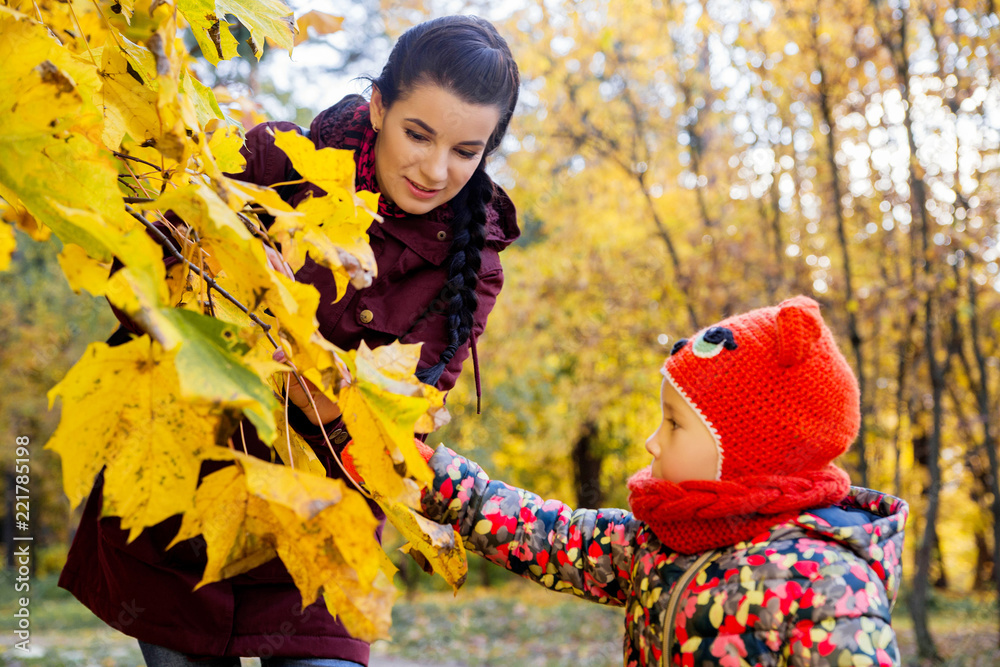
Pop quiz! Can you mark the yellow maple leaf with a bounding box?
[378,493,468,592]
[45,337,216,540]
[272,129,355,196]
[294,10,344,46]
[193,451,386,609]
[225,178,299,217]
[272,407,328,476]
[175,0,240,66]
[322,567,396,642]
[175,0,295,63]
[0,11,138,256]
[206,121,247,174]
[182,69,226,129]
[56,243,112,296]
[98,38,162,150]
[269,191,377,298]
[217,0,296,59]
[0,194,49,241]
[168,464,277,587]
[338,342,442,507]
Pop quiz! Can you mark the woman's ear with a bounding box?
[370,86,385,131]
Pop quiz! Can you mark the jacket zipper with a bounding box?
[661,548,720,667]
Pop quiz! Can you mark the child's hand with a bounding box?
[340,439,437,484]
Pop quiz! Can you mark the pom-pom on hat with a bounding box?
[663,295,859,481]
[628,296,857,553]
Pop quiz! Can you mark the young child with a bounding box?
[418,295,908,667]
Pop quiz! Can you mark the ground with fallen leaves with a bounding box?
[0,572,996,666]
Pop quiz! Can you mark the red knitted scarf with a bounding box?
[626,464,851,554]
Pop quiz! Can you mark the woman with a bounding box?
[58,15,521,667]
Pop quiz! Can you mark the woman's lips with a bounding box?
[405,177,441,200]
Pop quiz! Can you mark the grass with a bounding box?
[370,581,624,667]
[2,571,998,666]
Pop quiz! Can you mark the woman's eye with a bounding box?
[456,149,478,160]
[405,129,427,142]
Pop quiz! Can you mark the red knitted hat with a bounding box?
[627,296,857,553]
[663,295,859,481]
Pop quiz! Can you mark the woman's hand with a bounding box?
[264,244,296,280]
[273,348,343,426]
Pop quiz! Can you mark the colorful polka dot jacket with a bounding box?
[421,446,908,667]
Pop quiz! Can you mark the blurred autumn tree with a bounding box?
[0,227,119,567]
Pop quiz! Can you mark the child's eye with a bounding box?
[668,418,679,430]
[405,129,428,142]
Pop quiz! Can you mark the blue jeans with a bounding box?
[138,641,364,667]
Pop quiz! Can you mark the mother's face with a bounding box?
[369,83,501,216]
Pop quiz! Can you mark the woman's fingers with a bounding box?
[264,244,295,280]
[273,348,344,426]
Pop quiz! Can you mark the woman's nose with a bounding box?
[421,148,449,185]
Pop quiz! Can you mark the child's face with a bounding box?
[645,378,719,483]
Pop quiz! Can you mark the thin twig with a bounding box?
[118,179,141,196]
[123,196,156,204]
[89,0,125,50]
[283,375,296,469]
[125,206,272,334]
[119,159,155,199]
[267,178,307,188]
[279,355,370,499]
[237,211,269,240]
[238,421,249,456]
[114,151,164,172]
[66,0,98,67]
[236,211,295,279]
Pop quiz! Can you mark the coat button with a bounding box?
[359,309,374,324]
[437,230,447,241]
[334,432,349,445]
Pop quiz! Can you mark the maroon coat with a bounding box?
[58,96,519,663]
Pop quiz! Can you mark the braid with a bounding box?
[416,167,492,386]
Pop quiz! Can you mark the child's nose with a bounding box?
[644,434,658,456]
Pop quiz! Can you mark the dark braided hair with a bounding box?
[369,16,520,386]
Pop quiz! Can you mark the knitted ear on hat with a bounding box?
[776,296,823,367]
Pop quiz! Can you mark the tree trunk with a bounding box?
[810,9,868,488]
[932,526,949,589]
[870,1,943,658]
[572,422,604,508]
[965,256,1000,646]
[974,530,994,591]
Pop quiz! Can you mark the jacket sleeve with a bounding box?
[782,557,900,666]
[421,446,640,607]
